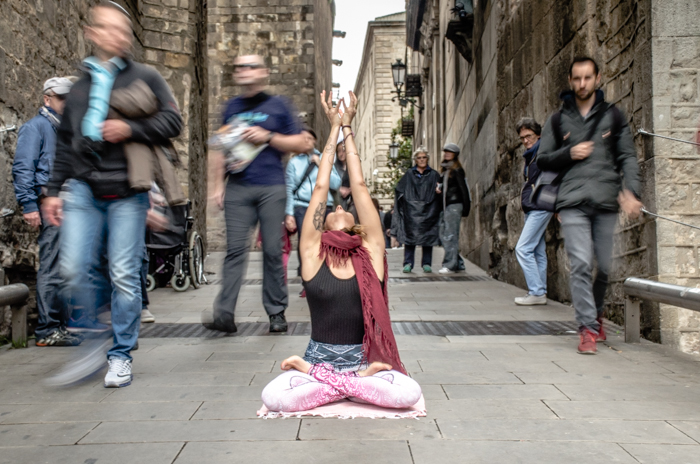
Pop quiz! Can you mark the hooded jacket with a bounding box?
[536,90,640,211]
[391,165,442,246]
[285,150,341,215]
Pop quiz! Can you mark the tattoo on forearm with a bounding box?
[313,202,325,231]
[324,143,335,154]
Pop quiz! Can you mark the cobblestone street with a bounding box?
[0,249,698,463]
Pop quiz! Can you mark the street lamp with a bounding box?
[391,59,407,90]
[389,141,399,159]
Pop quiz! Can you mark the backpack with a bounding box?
[529,104,623,212]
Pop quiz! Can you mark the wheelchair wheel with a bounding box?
[171,273,190,292]
[146,274,157,292]
[188,231,205,289]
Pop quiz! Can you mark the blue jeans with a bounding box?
[515,210,553,296]
[60,180,149,360]
[440,203,463,270]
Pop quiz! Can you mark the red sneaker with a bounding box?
[596,319,606,342]
[578,329,597,355]
[299,289,306,298]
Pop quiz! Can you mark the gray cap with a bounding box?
[443,143,460,154]
[43,77,74,96]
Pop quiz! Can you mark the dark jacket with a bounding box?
[12,108,59,213]
[441,165,471,217]
[391,165,442,246]
[536,90,640,211]
[47,59,183,198]
[520,140,542,213]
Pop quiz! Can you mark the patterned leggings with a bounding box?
[261,363,422,412]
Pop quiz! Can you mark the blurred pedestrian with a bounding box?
[514,118,552,305]
[537,57,642,355]
[383,205,393,248]
[12,76,83,347]
[207,54,313,334]
[391,148,442,273]
[436,143,470,274]
[43,1,183,386]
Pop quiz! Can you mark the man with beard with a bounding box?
[537,57,642,355]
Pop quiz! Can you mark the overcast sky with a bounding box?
[332,0,406,97]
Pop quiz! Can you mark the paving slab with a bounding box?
[173,440,413,464]
[409,440,638,464]
[190,400,264,420]
[80,419,300,444]
[442,384,569,400]
[298,417,440,440]
[102,385,264,402]
[0,443,184,464]
[545,401,700,421]
[668,421,700,443]
[425,399,557,420]
[0,421,99,446]
[0,401,202,423]
[620,444,700,463]
[436,418,696,443]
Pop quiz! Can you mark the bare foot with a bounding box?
[358,362,392,377]
[280,355,311,373]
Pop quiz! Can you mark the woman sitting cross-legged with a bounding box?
[261,91,422,412]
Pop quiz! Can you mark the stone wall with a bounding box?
[206,0,334,251]
[0,0,207,337]
[650,0,700,352]
[354,13,407,207]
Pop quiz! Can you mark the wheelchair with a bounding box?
[145,201,205,292]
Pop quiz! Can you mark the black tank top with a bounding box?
[302,262,365,345]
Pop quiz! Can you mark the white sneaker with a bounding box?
[514,294,547,306]
[104,357,133,388]
[141,309,155,323]
[438,267,454,274]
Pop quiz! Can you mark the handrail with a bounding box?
[0,284,29,307]
[637,128,700,146]
[622,277,700,343]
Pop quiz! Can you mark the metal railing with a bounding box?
[0,270,30,347]
[623,277,700,343]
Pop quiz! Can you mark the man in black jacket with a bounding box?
[43,2,182,387]
[537,57,642,355]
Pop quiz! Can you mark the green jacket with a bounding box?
[536,90,640,211]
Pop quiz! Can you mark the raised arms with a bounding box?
[340,92,384,251]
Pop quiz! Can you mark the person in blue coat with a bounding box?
[12,77,83,347]
[285,128,341,282]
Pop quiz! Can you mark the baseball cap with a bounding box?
[443,143,460,154]
[43,77,74,96]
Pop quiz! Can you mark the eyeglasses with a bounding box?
[415,156,428,160]
[234,63,265,71]
[519,134,537,142]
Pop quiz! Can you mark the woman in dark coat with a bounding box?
[391,148,442,273]
[437,143,470,274]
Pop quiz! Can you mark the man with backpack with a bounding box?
[285,127,341,286]
[536,57,642,355]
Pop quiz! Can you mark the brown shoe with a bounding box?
[578,329,597,355]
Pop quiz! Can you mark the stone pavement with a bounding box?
[0,249,699,463]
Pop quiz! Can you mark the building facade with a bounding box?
[354,12,407,207]
[406,0,700,354]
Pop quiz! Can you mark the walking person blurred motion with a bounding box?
[436,143,470,274]
[513,118,553,305]
[285,127,341,297]
[206,54,314,334]
[391,148,442,273]
[12,76,84,347]
[537,57,642,354]
[42,1,183,387]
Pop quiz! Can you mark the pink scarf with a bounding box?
[319,230,405,375]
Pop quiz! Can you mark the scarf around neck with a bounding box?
[319,230,405,375]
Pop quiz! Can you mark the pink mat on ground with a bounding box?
[257,395,427,420]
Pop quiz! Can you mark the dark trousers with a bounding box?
[35,219,67,339]
[213,181,288,327]
[404,245,433,268]
[293,204,332,276]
